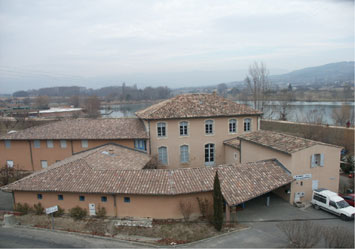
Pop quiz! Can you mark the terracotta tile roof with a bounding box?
[0,118,148,140]
[237,130,342,155]
[135,93,262,120]
[223,138,241,150]
[219,160,293,206]
[2,155,292,206]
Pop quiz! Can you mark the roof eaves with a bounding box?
[239,138,292,155]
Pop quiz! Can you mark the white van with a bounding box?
[311,188,355,220]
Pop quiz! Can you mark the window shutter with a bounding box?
[320,154,325,167]
[311,154,315,168]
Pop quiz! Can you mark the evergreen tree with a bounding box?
[213,171,224,231]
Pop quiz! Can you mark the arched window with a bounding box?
[180,145,189,163]
[205,120,214,134]
[205,143,215,166]
[244,118,251,132]
[229,119,237,133]
[158,146,168,165]
[179,121,188,136]
[157,122,166,137]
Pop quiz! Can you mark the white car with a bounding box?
[311,188,355,221]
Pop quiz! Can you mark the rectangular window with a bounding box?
[124,197,130,203]
[180,145,189,163]
[205,120,213,134]
[6,160,14,168]
[179,122,188,136]
[81,140,88,148]
[157,122,166,137]
[5,140,11,149]
[134,139,147,151]
[58,194,64,200]
[244,119,251,132]
[311,154,324,167]
[205,143,215,165]
[329,201,337,208]
[313,193,326,203]
[158,146,168,165]
[37,194,43,200]
[60,140,67,148]
[47,140,54,148]
[101,196,107,202]
[79,196,85,201]
[34,140,41,148]
[229,119,237,133]
[41,160,48,169]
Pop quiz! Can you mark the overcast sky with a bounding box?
[0,0,353,93]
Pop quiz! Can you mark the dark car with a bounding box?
[339,194,355,207]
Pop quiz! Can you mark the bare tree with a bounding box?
[83,96,101,118]
[245,62,271,111]
[332,104,353,127]
[217,83,228,97]
[34,96,49,109]
[68,96,80,108]
[278,88,294,121]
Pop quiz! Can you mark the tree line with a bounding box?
[12,84,171,101]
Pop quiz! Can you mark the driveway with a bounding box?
[187,194,354,248]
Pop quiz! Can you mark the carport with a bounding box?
[218,159,294,223]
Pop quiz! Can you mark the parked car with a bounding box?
[339,193,355,207]
[311,188,355,221]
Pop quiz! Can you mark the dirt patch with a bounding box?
[14,214,248,245]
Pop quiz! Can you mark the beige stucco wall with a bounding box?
[240,140,341,204]
[14,191,213,219]
[1,139,137,171]
[224,145,240,164]
[147,116,259,168]
[290,144,341,203]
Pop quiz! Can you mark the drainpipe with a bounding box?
[71,140,74,155]
[148,120,151,155]
[113,194,117,217]
[28,140,34,171]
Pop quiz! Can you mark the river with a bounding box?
[100,101,354,125]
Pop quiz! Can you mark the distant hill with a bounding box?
[269,61,354,86]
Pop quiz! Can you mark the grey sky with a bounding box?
[0,0,353,93]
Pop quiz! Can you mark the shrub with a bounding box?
[33,203,44,215]
[14,203,33,214]
[96,205,106,218]
[323,226,354,248]
[278,221,321,248]
[69,206,87,220]
[53,206,65,217]
[196,197,210,218]
[179,201,193,222]
[85,218,106,236]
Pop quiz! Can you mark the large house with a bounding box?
[1,93,342,220]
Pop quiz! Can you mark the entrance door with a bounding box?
[312,180,318,190]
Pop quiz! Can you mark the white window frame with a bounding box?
[81,140,88,148]
[158,146,168,165]
[157,122,167,137]
[205,143,215,166]
[5,140,11,149]
[244,118,251,132]
[311,153,324,168]
[60,140,67,148]
[180,145,189,163]
[179,121,188,136]
[229,119,237,133]
[205,120,214,135]
[41,160,48,169]
[6,160,14,168]
[34,140,41,148]
[47,140,54,148]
